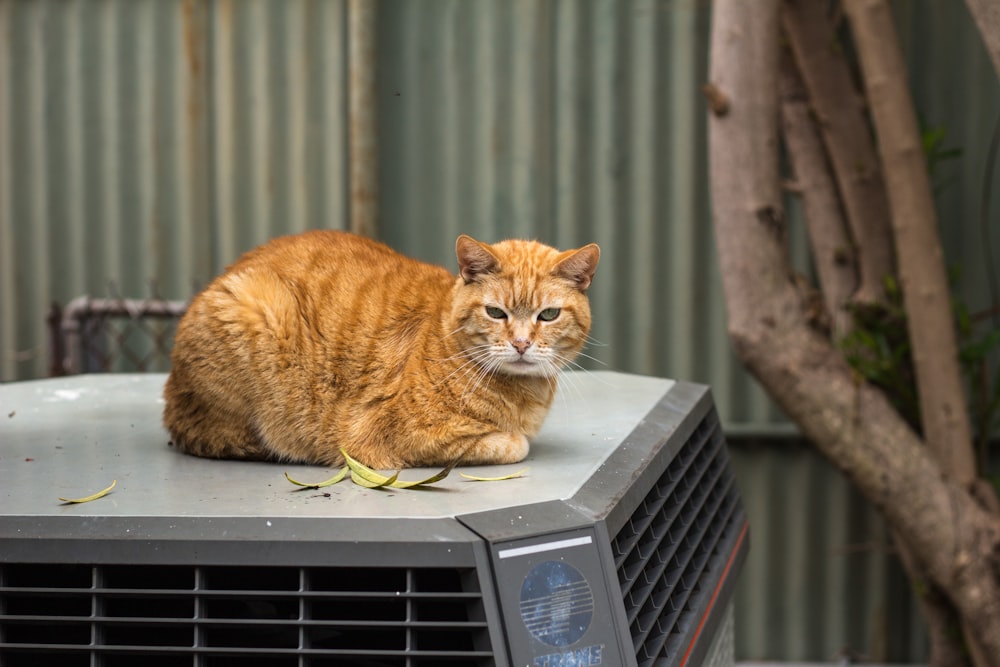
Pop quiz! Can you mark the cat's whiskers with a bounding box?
[432,347,495,390]
[571,349,608,367]
[439,325,467,341]
[460,353,505,402]
[551,350,615,390]
[428,343,494,365]
[553,366,587,420]
[552,350,612,428]
[550,352,588,373]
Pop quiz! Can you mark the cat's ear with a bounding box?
[553,243,600,291]
[456,235,500,283]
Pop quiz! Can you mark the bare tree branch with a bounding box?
[964,0,1000,80]
[779,52,856,338]
[706,0,786,339]
[782,0,895,305]
[843,0,977,487]
[893,528,972,667]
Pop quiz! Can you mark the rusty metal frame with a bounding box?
[49,296,188,376]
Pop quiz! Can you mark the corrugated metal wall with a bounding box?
[0,0,353,382]
[2,0,998,660]
[730,440,927,661]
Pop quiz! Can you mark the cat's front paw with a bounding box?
[466,431,530,465]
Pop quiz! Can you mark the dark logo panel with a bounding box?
[519,560,595,647]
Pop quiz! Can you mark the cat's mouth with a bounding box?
[502,357,554,377]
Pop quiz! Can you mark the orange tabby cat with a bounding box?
[162,230,599,469]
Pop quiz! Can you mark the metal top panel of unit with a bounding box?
[0,371,685,523]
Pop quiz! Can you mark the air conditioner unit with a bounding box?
[0,371,748,667]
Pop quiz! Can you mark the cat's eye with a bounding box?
[485,306,507,320]
[538,307,561,322]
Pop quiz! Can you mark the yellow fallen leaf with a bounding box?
[460,468,528,482]
[340,448,457,489]
[389,459,460,489]
[341,449,400,487]
[349,468,400,488]
[59,480,117,504]
[284,467,348,489]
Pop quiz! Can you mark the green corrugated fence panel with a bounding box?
[730,438,927,661]
[0,0,352,381]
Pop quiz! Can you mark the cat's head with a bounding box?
[450,235,600,378]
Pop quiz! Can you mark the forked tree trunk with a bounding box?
[706,1,1000,664]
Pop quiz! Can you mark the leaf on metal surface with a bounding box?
[349,468,400,488]
[389,458,460,489]
[340,448,456,489]
[341,449,400,488]
[459,468,528,482]
[284,467,348,489]
[58,479,117,504]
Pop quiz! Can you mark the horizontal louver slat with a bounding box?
[0,565,494,666]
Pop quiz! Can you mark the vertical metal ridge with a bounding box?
[626,2,658,373]
[282,0,308,236]
[438,0,462,246]
[551,0,584,250]
[26,1,52,380]
[585,0,623,374]
[210,0,236,267]
[469,0,499,247]
[245,0,271,248]
[349,0,378,237]
[0,0,12,380]
[664,1,700,381]
[97,0,122,289]
[60,1,88,295]
[171,0,211,294]
[315,0,350,235]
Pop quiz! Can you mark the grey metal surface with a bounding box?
[0,371,672,520]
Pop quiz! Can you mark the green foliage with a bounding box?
[838,121,999,474]
[955,294,1000,469]
[840,276,921,432]
[839,272,1000,471]
[921,121,962,195]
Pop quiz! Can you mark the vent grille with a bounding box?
[0,564,493,666]
[612,409,743,667]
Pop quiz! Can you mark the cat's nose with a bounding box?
[512,338,532,355]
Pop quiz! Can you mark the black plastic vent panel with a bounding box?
[0,564,493,667]
[612,408,743,667]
